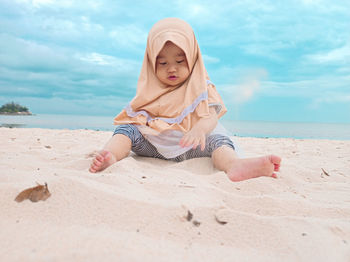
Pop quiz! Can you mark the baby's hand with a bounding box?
[179,126,206,151]
[180,108,218,151]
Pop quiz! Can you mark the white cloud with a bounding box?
[305,43,350,64]
[175,0,213,20]
[337,66,350,74]
[78,53,115,66]
[38,15,104,40]
[15,0,73,8]
[202,54,220,64]
[0,34,140,100]
[255,73,350,111]
[0,34,69,70]
[314,93,350,103]
[32,0,55,7]
[77,52,139,72]
[240,44,284,61]
[109,25,147,47]
[80,16,104,32]
[181,3,209,18]
[219,68,268,104]
[309,92,350,110]
[300,0,323,5]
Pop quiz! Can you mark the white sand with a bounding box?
[1,128,349,262]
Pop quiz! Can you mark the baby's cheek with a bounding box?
[155,70,163,80]
[181,67,190,78]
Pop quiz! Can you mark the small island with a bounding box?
[0,102,32,115]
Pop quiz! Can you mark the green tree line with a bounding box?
[0,102,29,113]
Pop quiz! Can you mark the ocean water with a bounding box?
[1,114,349,140]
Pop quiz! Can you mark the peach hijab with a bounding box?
[114,17,226,133]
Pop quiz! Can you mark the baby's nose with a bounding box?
[167,65,176,72]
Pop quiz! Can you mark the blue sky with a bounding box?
[0,0,349,123]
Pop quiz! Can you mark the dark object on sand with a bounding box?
[186,210,193,221]
[15,183,51,202]
[215,215,228,225]
[321,168,330,176]
[192,220,201,227]
[184,209,200,226]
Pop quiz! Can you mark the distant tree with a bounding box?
[0,102,29,113]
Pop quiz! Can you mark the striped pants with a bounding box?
[113,124,235,162]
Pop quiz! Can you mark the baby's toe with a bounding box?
[96,154,104,162]
[89,165,97,173]
[93,158,103,166]
[274,164,280,171]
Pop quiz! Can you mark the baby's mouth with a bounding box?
[168,75,178,80]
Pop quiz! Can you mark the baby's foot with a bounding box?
[89,150,116,173]
[226,155,281,182]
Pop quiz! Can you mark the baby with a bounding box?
[89,18,281,182]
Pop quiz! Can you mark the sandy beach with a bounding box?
[1,127,349,262]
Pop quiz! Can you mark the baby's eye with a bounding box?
[159,62,167,65]
[176,60,184,64]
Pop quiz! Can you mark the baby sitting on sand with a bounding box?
[89,18,281,182]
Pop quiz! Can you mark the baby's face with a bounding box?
[155,41,190,87]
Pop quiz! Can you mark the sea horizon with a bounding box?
[1,113,349,140]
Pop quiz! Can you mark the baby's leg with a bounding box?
[89,134,131,173]
[212,146,281,182]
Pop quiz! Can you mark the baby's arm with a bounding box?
[179,107,218,151]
